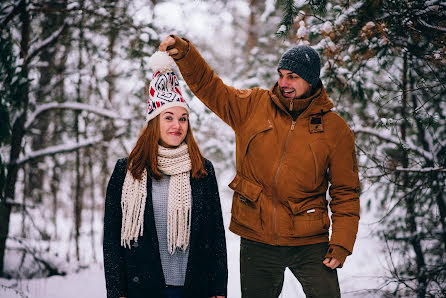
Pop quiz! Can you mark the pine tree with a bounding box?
[327,2,444,295]
[0,0,158,276]
[274,0,446,296]
[0,25,31,277]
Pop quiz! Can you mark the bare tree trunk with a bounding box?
[51,158,60,239]
[435,191,446,250]
[246,0,258,57]
[21,164,29,238]
[74,127,82,262]
[99,1,119,221]
[87,150,97,262]
[409,58,446,251]
[0,0,30,276]
[27,0,66,205]
[401,53,427,298]
[51,7,70,241]
[74,0,86,262]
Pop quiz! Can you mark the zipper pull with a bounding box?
[291,121,296,131]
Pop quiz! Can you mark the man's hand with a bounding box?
[159,36,178,55]
[211,296,225,298]
[323,257,340,269]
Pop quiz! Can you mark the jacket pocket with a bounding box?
[239,122,273,171]
[286,202,330,237]
[228,175,263,231]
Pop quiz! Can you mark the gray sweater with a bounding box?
[151,175,190,286]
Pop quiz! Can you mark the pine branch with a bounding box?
[275,0,328,38]
[275,0,299,39]
[308,0,328,15]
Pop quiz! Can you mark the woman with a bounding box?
[103,52,227,298]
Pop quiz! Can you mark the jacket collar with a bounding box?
[269,82,334,119]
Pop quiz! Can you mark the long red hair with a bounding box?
[127,115,207,180]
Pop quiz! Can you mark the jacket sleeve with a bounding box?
[170,35,259,130]
[103,158,128,298]
[327,126,361,266]
[205,161,228,297]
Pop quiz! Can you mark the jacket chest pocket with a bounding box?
[239,122,273,171]
[228,175,264,231]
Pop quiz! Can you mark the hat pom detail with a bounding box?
[148,51,175,74]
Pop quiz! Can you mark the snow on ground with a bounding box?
[0,184,387,298]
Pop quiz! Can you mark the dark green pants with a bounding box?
[240,238,340,298]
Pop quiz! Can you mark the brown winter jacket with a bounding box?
[170,36,360,266]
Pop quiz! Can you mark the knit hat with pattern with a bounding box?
[146,51,190,122]
[277,45,321,87]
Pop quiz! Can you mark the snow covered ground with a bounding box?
[1,185,387,298]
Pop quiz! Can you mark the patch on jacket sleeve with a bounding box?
[236,89,252,99]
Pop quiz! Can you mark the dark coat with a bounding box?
[103,158,228,298]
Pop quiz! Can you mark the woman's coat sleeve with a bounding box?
[103,159,127,298]
[206,161,228,297]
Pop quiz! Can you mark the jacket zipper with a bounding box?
[272,120,296,244]
[269,92,324,244]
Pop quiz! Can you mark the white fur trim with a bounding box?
[148,51,175,74]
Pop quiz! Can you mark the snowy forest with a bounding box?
[0,0,445,297]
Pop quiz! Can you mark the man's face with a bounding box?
[278,69,312,99]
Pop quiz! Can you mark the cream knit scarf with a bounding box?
[120,143,192,255]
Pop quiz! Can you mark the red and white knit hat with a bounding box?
[146,51,190,122]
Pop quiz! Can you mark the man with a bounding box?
[159,35,360,297]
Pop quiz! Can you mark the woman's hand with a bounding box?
[211,296,225,298]
[159,36,178,56]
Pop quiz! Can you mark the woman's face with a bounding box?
[159,106,189,148]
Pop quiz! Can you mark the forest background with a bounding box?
[0,0,445,297]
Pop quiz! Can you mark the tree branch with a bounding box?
[0,0,25,30]
[25,102,131,130]
[353,127,434,161]
[8,129,126,166]
[393,166,446,173]
[2,198,35,208]
[25,20,68,64]
[417,19,446,33]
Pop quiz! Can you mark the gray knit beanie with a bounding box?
[277,45,321,87]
